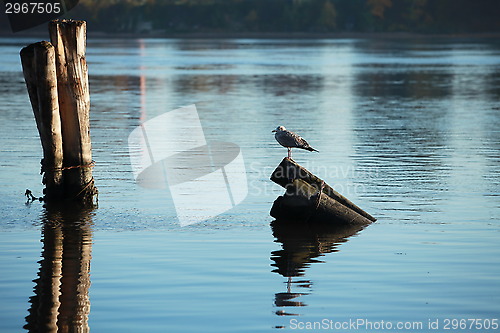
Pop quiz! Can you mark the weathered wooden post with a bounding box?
[21,20,97,205]
[270,158,376,225]
[49,20,95,203]
[20,41,64,201]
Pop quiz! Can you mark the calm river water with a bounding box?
[0,37,499,332]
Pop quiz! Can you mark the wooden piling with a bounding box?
[21,20,96,205]
[20,41,64,201]
[49,20,95,203]
[271,158,376,222]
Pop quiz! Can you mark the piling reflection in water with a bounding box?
[25,207,93,333]
[271,219,366,316]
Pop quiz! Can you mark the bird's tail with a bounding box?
[307,147,319,152]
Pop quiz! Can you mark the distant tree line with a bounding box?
[3,0,500,34]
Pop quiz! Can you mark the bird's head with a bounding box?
[272,126,286,133]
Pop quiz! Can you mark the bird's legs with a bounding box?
[287,148,292,159]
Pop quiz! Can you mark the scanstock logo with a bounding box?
[3,0,80,32]
[128,104,248,226]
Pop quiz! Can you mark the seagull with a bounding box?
[272,126,318,159]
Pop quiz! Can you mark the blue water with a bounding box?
[0,37,499,332]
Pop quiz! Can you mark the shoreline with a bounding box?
[2,30,500,40]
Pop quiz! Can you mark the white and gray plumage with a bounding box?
[272,126,318,159]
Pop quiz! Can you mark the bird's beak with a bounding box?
[272,130,276,132]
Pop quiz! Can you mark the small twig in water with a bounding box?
[24,189,38,202]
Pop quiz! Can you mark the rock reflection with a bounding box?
[271,219,366,316]
[25,207,93,333]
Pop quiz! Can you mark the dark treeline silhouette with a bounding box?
[2,0,500,34]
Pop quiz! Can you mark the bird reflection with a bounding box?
[24,207,93,333]
[271,219,367,317]
[274,276,309,316]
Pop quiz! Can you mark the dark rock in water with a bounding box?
[270,158,376,225]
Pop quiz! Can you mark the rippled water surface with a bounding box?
[0,37,499,332]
